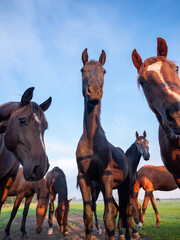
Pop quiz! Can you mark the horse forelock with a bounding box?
[85,60,102,67]
[138,56,168,86]
[10,102,47,125]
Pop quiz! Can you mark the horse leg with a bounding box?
[0,177,14,211]
[4,194,24,240]
[150,192,161,228]
[20,195,34,238]
[138,191,151,229]
[78,173,92,240]
[101,172,115,240]
[48,193,56,235]
[91,184,102,235]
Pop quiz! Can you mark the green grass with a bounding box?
[0,200,180,240]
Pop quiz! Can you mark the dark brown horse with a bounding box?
[0,87,51,211]
[132,37,180,187]
[76,48,134,240]
[91,131,150,239]
[46,167,71,236]
[3,167,49,240]
[132,165,178,229]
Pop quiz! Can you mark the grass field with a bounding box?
[0,200,179,240]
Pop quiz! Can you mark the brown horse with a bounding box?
[91,131,150,239]
[132,165,178,229]
[0,87,51,211]
[46,167,71,236]
[76,49,133,240]
[3,167,49,240]
[132,37,180,187]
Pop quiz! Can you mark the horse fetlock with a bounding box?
[4,235,12,240]
[97,226,102,235]
[48,228,53,235]
[119,234,126,240]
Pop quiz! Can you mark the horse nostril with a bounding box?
[32,165,39,178]
[87,85,91,95]
[166,109,175,124]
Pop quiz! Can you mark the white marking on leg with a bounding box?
[147,62,180,101]
[48,228,53,235]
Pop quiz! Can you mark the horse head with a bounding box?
[0,87,52,181]
[135,131,150,160]
[81,49,106,106]
[132,37,180,137]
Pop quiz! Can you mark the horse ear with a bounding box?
[132,49,142,72]
[143,130,147,138]
[99,50,106,66]
[39,97,52,112]
[82,48,88,65]
[136,131,139,139]
[21,87,34,106]
[157,37,168,57]
[68,198,72,203]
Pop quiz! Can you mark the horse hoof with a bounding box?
[64,231,70,236]
[119,235,126,240]
[21,233,29,239]
[97,227,102,236]
[48,228,53,235]
[132,232,141,239]
[4,235,12,240]
[137,222,143,229]
[154,224,159,228]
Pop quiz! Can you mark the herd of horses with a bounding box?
[0,37,179,240]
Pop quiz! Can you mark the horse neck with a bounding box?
[0,134,4,154]
[126,143,141,174]
[83,99,101,142]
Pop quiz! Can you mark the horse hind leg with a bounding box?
[150,193,161,228]
[20,195,34,238]
[48,193,55,235]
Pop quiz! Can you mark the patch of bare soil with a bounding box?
[0,214,149,240]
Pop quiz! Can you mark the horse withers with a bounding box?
[132,37,180,187]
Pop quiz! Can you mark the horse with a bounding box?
[46,167,71,236]
[0,87,51,211]
[132,37,180,188]
[3,167,49,240]
[91,131,150,239]
[76,48,131,240]
[132,165,178,229]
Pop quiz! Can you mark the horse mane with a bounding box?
[138,56,168,86]
[51,167,65,175]
[125,142,138,161]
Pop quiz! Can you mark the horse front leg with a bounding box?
[5,194,24,240]
[150,192,161,228]
[48,192,56,235]
[78,173,92,240]
[101,171,115,240]
[20,194,34,238]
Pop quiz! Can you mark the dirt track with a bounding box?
[0,214,149,240]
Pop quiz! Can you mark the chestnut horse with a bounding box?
[132,37,180,187]
[132,165,178,229]
[91,131,150,239]
[0,87,51,211]
[76,49,133,240]
[3,167,49,240]
[46,167,71,236]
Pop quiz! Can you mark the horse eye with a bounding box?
[18,118,27,126]
[81,68,84,73]
[139,78,145,87]
[103,69,106,74]
[175,66,179,73]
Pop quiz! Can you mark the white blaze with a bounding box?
[34,113,46,150]
[147,62,180,101]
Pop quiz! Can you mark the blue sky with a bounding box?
[0,0,179,199]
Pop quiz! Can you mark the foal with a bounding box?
[46,167,71,236]
[76,49,128,240]
[3,167,49,240]
[132,165,178,228]
[132,37,180,187]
